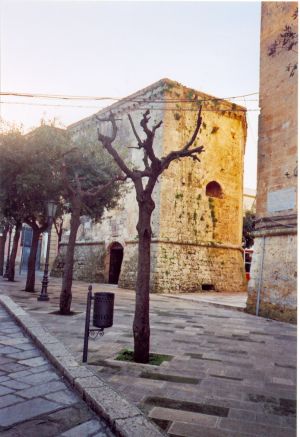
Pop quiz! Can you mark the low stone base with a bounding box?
[119,240,247,294]
[246,295,297,324]
[247,231,297,324]
[51,242,106,283]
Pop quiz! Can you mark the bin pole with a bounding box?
[83,285,92,363]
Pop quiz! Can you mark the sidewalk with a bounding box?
[0,305,113,437]
[162,291,247,310]
[0,274,297,437]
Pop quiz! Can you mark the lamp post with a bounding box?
[3,225,12,279]
[38,201,57,301]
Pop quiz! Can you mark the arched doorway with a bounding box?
[108,242,124,284]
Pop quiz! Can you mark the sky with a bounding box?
[0,0,261,189]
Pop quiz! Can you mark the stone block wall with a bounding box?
[247,2,297,322]
[63,78,247,294]
[51,242,106,283]
[255,2,297,218]
[247,231,297,323]
[152,242,246,293]
[156,82,246,292]
[117,242,138,289]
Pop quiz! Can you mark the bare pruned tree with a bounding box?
[95,108,204,363]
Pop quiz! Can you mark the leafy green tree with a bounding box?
[0,127,27,281]
[59,143,124,314]
[6,221,22,281]
[0,124,68,288]
[20,125,70,291]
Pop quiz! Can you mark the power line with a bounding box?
[0,92,118,101]
[0,100,102,109]
[0,90,259,103]
[0,100,260,112]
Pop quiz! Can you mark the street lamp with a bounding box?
[37,201,57,301]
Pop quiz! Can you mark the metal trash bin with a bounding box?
[93,292,114,328]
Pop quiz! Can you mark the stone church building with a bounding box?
[53,78,247,293]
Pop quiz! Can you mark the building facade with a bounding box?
[243,188,256,214]
[53,78,247,293]
[247,2,297,322]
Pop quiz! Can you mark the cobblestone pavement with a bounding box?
[0,275,297,437]
[0,305,114,437]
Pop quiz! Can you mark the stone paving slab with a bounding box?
[0,275,297,436]
[0,293,165,437]
[60,419,106,437]
[0,305,114,436]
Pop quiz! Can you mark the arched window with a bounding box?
[206,181,223,198]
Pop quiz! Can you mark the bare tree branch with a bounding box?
[95,112,135,178]
[183,107,202,150]
[161,146,204,171]
[128,114,143,148]
[95,112,118,143]
[128,113,152,171]
[140,110,152,137]
[83,174,127,198]
[138,110,162,168]
[152,120,163,134]
[161,107,203,171]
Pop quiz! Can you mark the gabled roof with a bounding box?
[68,78,246,130]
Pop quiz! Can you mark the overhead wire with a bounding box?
[0,90,259,102]
[0,100,260,112]
[0,89,260,114]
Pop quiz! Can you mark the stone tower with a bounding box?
[247,2,297,322]
[56,78,247,293]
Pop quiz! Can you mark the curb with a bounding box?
[0,294,165,437]
[162,294,246,312]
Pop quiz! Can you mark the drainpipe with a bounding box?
[256,236,266,316]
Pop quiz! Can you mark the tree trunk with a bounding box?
[0,227,8,276]
[59,205,81,314]
[25,228,41,292]
[133,198,155,363]
[7,222,22,281]
[54,218,63,244]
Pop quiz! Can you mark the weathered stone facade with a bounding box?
[55,78,247,293]
[51,241,106,282]
[247,2,297,322]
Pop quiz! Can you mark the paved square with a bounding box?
[0,305,114,436]
[0,275,296,436]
